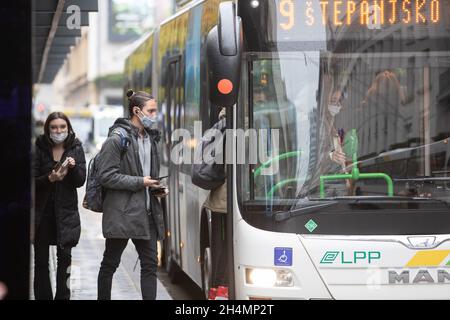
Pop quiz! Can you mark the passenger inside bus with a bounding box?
[325,69,410,196]
[311,85,357,196]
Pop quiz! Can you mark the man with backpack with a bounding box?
[96,89,167,300]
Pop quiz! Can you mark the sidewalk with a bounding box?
[30,183,172,300]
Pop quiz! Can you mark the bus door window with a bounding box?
[166,57,183,264]
[248,54,310,202]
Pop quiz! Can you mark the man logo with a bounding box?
[388,269,450,284]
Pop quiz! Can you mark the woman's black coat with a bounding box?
[34,134,86,247]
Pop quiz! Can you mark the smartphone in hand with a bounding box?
[151,176,167,193]
[54,158,69,172]
[151,185,168,197]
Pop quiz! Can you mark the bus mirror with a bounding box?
[206,2,242,109]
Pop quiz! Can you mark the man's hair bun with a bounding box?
[126,90,155,117]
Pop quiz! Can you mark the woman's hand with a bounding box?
[330,150,349,173]
[67,157,76,168]
[330,150,346,165]
[48,167,68,183]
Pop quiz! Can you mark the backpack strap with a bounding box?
[110,127,131,153]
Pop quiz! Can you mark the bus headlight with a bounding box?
[246,268,294,287]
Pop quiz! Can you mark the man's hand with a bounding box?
[143,176,160,188]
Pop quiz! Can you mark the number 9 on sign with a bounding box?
[279,0,295,30]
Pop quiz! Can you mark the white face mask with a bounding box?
[328,104,342,117]
[50,131,68,144]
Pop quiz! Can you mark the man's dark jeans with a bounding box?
[97,223,158,300]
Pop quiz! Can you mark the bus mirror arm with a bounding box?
[206,1,243,109]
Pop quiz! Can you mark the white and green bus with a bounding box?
[125,0,450,299]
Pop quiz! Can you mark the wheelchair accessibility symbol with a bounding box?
[274,247,293,266]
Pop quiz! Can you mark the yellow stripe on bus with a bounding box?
[406,250,450,267]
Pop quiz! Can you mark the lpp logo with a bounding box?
[320,251,381,265]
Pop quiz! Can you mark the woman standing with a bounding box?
[33,112,86,300]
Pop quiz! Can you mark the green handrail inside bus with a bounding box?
[319,129,394,198]
[252,150,302,177]
[267,178,305,199]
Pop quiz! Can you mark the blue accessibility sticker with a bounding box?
[274,247,293,266]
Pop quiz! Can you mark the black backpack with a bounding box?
[191,118,226,190]
[83,127,130,212]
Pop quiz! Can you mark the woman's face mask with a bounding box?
[50,131,68,144]
[49,119,69,144]
[328,103,342,117]
[328,90,343,117]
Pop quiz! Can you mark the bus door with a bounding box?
[167,57,183,267]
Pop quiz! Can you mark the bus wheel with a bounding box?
[202,247,212,299]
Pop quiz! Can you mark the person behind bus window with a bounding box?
[329,70,406,164]
[324,88,357,195]
[97,89,168,300]
[327,89,347,167]
[33,112,86,300]
[359,70,407,157]
[305,81,354,197]
[326,70,407,196]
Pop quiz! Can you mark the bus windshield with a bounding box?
[236,0,450,209]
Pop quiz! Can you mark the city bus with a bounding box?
[124,0,450,299]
